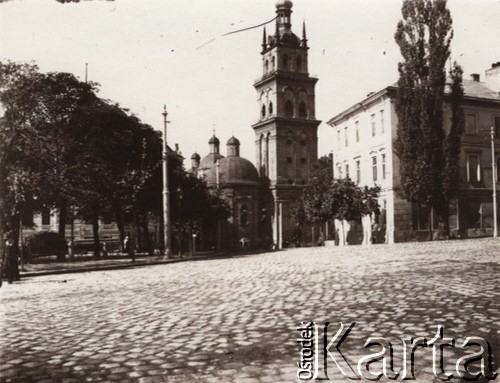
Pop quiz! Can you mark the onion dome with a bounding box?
[275,0,293,9]
[208,135,220,145]
[227,136,240,146]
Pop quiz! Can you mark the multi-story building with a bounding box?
[327,63,500,243]
[252,0,321,247]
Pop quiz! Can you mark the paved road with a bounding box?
[1,238,499,382]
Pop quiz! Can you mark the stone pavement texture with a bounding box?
[0,238,499,382]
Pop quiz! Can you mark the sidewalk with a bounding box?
[18,250,243,278]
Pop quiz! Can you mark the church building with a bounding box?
[191,0,320,249]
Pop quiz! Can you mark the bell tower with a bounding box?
[252,0,320,248]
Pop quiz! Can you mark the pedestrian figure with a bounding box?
[123,235,129,255]
[125,234,135,262]
[101,241,108,258]
[3,233,18,284]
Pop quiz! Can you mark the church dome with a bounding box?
[191,152,201,160]
[227,136,240,146]
[205,156,260,187]
[208,135,220,145]
[276,0,293,9]
[199,153,224,171]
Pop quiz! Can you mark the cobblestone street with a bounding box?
[1,238,499,382]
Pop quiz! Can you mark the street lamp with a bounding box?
[177,185,182,258]
[162,105,172,258]
[491,126,498,238]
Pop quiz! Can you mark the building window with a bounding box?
[240,205,248,226]
[495,116,500,138]
[356,160,361,183]
[466,113,478,134]
[344,127,348,147]
[380,110,384,134]
[337,130,341,150]
[285,100,294,117]
[355,121,360,142]
[345,164,350,179]
[261,104,266,118]
[296,56,302,71]
[381,153,386,180]
[299,102,307,118]
[372,156,378,182]
[268,102,273,115]
[371,114,376,136]
[336,165,342,179]
[271,56,275,70]
[264,60,269,73]
[42,208,51,225]
[466,153,481,182]
[282,55,289,70]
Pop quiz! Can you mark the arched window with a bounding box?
[261,104,266,118]
[268,101,273,115]
[240,204,248,226]
[264,60,269,73]
[285,100,294,117]
[296,56,302,71]
[299,102,307,118]
[282,55,289,70]
[271,56,275,70]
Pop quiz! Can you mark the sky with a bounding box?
[1,0,499,166]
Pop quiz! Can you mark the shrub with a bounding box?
[30,231,67,261]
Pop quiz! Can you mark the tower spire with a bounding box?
[262,27,267,51]
[275,16,280,43]
[301,20,308,47]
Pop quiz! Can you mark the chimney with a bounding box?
[485,61,500,92]
[471,73,480,82]
[175,143,179,153]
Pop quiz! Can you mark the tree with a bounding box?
[291,156,333,245]
[0,62,40,271]
[1,63,100,261]
[394,0,463,238]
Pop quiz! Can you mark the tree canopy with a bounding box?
[0,61,228,262]
[291,156,381,243]
[394,0,464,236]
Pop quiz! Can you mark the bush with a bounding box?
[30,231,67,261]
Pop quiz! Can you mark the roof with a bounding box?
[458,79,500,100]
[227,136,240,146]
[199,153,224,170]
[328,78,500,126]
[205,156,260,187]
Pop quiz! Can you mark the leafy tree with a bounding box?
[1,63,99,261]
[394,0,463,238]
[291,156,333,226]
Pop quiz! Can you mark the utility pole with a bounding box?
[162,105,172,258]
[491,126,498,238]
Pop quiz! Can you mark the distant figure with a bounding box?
[3,233,19,284]
[67,239,74,261]
[125,234,135,262]
[101,241,108,258]
[123,235,129,255]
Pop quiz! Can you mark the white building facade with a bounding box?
[328,63,500,243]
